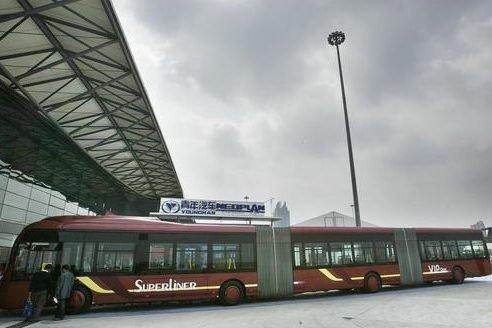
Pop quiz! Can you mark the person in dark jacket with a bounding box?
[54,264,74,320]
[27,264,53,322]
[51,264,61,286]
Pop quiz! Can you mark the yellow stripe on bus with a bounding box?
[350,273,400,281]
[318,269,344,282]
[77,277,115,294]
[381,274,400,278]
[423,271,449,275]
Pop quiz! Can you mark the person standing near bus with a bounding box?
[27,264,53,322]
[54,264,74,320]
[0,263,5,281]
[51,264,61,287]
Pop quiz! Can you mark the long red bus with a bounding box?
[0,215,490,312]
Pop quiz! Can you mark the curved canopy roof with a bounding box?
[0,0,183,201]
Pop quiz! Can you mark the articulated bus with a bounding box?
[0,215,490,312]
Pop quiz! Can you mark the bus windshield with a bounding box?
[9,230,139,280]
[13,241,61,280]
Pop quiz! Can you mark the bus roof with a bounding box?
[25,215,257,234]
[23,215,483,237]
[291,226,482,235]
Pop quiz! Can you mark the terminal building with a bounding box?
[0,162,96,261]
[0,0,182,263]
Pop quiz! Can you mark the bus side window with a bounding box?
[61,242,83,275]
[375,241,396,263]
[176,243,207,272]
[330,242,352,265]
[457,240,473,259]
[81,243,95,274]
[226,245,238,270]
[96,243,135,274]
[423,241,442,261]
[292,243,302,267]
[211,244,239,271]
[353,242,374,264]
[148,243,174,271]
[240,243,255,270]
[304,243,329,267]
[329,243,343,266]
[471,240,486,258]
[441,240,459,260]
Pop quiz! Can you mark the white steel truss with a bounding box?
[0,0,183,199]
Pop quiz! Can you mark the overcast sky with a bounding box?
[113,0,492,228]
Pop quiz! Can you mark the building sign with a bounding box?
[159,198,265,218]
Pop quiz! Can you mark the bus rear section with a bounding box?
[256,227,490,296]
[416,229,491,284]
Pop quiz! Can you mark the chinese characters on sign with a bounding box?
[159,198,265,218]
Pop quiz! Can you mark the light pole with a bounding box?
[350,204,356,224]
[327,31,361,227]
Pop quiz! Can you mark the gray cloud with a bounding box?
[115,0,492,227]
[208,124,249,160]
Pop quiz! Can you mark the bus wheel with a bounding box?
[363,273,381,293]
[219,280,244,306]
[68,286,92,314]
[451,267,465,284]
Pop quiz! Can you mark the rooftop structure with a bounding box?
[0,0,182,215]
[295,211,377,228]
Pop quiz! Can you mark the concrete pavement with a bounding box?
[1,276,491,328]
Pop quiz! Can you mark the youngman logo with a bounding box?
[161,200,181,213]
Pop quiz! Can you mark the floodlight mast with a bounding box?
[327,31,361,227]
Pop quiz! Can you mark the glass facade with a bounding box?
[0,166,95,262]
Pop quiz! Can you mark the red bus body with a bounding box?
[0,215,490,310]
[291,227,490,293]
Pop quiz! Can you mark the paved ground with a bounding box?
[1,276,491,328]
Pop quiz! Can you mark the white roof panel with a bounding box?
[0,1,23,14]
[0,0,182,199]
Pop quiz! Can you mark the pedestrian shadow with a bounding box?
[5,321,36,328]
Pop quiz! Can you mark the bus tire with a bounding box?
[68,285,92,314]
[363,273,381,293]
[451,266,465,284]
[219,280,245,306]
